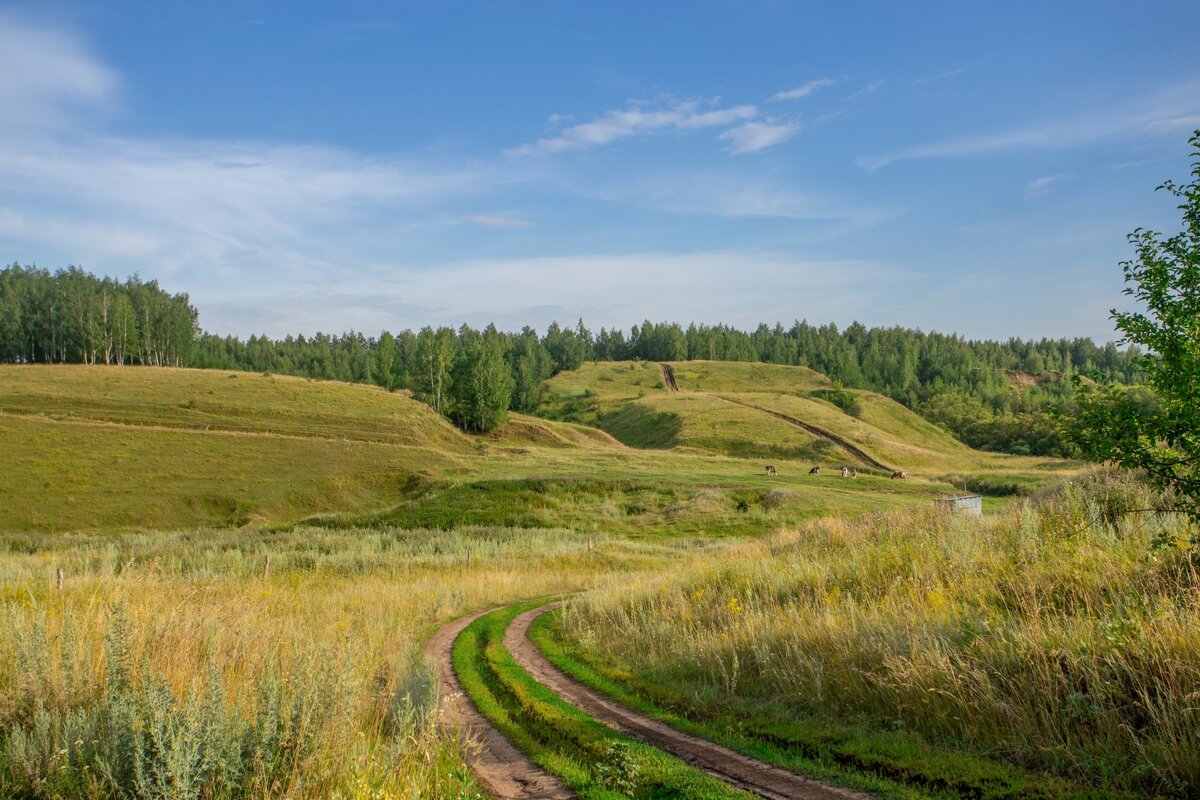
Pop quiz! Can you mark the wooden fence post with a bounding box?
[262,555,270,579]
[55,567,64,591]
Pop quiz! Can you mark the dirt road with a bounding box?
[714,395,893,473]
[505,602,873,800]
[423,608,573,799]
[661,363,680,391]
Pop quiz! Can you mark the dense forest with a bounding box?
[1,264,1144,452]
[0,264,198,367]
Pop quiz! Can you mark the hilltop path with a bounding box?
[505,602,872,800]
[424,608,573,799]
[660,362,680,391]
[714,395,894,473]
[656,362,892,473]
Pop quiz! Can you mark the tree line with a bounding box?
[2,262,1143,450]
[0,264,198,367]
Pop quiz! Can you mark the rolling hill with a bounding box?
[537,360,1068,480]
[1,362,1077,533]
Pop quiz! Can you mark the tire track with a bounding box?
[713,395,893,473]
[660,362,680,391]
[506,602,874,800]
[424,608,573,799]
[653,364,889,472]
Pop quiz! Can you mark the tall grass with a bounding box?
[0,525,676,799]
[558,471,1200,796]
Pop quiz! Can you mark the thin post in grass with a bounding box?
[55,566,64,591]
[262,555,270,579]
[588,536,593,552]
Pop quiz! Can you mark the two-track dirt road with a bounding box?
[428,601,872,799]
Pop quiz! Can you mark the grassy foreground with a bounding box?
[0,525,720,799]
[452,602,751,799]
[550,471,1199,798]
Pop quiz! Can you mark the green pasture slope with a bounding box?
[0,363,1076,533]
[538,360,1072,478]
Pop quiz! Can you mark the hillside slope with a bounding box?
[2,363,1074,534]
[0,366,474,531]
[538,360,1069,478]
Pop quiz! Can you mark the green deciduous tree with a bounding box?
[415,326,455,415]
[375,331,397,390]
[449,327,514,432]
[1066,130,1200,536]
[510,327,553,412]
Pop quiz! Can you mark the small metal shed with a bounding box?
[934,494,983,516]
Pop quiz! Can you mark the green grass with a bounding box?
[451,600,754,799]
[550,472,1197,798]
[531,611,1145,800]
[0,364,470,449]
[2,364,999,533]
[0,362,1075,540]
[538,361,1079,485]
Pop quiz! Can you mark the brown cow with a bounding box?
[891,470,908,480]
[850,468,858,478]
[808,466,821,475]
[765,465,777,476]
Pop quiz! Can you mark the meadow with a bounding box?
[0,362,1107,799]
[547,470,1200,797]
[0,364,1049,534]
[0,522,732,798]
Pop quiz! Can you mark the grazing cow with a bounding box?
[850,468,859,478]
[891,470,908,480]
[808,466,821,476]
[765,465,777,476]
[840,466,849,478]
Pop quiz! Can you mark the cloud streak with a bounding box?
[847,80,886,100]
[463,213,534,228]
[0,10,118,130]
[771,79,836,101]
[859,81,1200,171]
[507,98,757,155]
[196,250,894,337]
[719,120,801,154]
[1026,173,1073,197]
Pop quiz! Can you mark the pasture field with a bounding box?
[544,471,1200,798]
[0,364,1050,534]
[0,362,1111,799]
[538,360,1070,484]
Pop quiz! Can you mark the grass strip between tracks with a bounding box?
[452,599,753,799]
[530,609,1151,800]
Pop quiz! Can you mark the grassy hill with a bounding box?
[0,366,478,531]
[0,363,1021,534]
[538,360,1069,486]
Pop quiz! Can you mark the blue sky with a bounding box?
[1,2,1198,341]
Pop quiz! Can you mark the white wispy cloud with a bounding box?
[1144,114,1200,132]
[587,173,888,228]
[1026,173,1073,197]
[858,81,1200,171]
[770,79,836,101]
[507,99,758,155]
[196,250,894,337]
[718,120,802,154]
[847,80,886,100]
[0,10,118,130]
[913,68,964,85]
[463,213,534,228]
[0,134,497,286]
